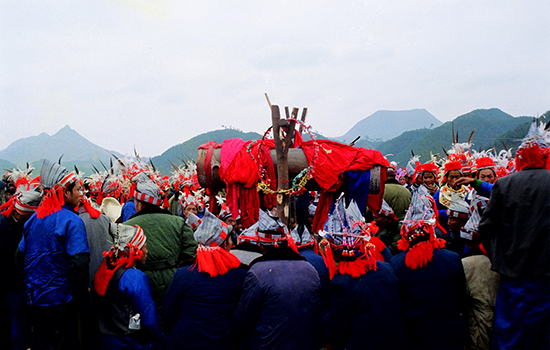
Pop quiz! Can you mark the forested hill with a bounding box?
[376,108,534,166]
[151,129,262,175]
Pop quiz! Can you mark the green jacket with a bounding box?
[384,183,411,221]
[125,207,197,312]
[376,219,402,256]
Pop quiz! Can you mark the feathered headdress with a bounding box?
[318,198,384,279]
[515,120,550,171]
[397,186,446,269]
[36,159,77,218]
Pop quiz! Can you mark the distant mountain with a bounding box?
[490,110,550,151]
[377,108,532,166]
[335,109,442,143]
[0,125,124,176]
[151,129,263,175]
[0,159,17,174]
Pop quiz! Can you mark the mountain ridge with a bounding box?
[333,109,442,143]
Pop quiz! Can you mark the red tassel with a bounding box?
[369,236,386,261]
[0,197,15,218]
[214,248,242,275]
[163,196,169,209]
[404,241,434,270]
[338,260,365,278]
[93,257,127,296]
[83,199,101,219]
[96,192,104,205]
[286,235,299,254]
[193,246,241,277]
[319,241,337,280]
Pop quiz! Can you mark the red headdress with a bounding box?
[515,120,550,171]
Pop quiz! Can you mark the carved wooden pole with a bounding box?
[271,105,296,225]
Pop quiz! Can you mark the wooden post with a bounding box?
[271,105,296,225]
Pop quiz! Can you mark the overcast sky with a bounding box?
[1,0,549,157]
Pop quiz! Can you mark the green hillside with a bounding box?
[151,129,263,175]
[491,111,550,151]
[377,108,531,166]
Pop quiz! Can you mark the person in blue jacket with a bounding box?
[234,210,323,350]
[390,184,468,350]
[289,223,330,306]
[16,159,90,350]
[93,223,163,349]
[162,210,246,350]
[1,184,42,350]
[320,199,407,350]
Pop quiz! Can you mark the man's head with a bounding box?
[1,189,43,224]
[474,157,497,184]
[132,175,163,212]
[374,199,397,229]
[194,209,233,251]
[184,204,198,219]
[36,159,78,218]
[386,167,396,180]
[446,194,469,234]
[422,171,437,187]
[63,180,82,209]
[447,170,462,189]
[477,168,496,184]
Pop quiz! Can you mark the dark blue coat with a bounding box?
[162,263,247,350]
[323,261,407,350]
[390,248,468,350]
[0,214,25,292]
[299,248,330,305]
[96,268,164,349]
[235,247,323,350]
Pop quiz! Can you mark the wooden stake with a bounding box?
[299,108,308,133]
[271,105,297,225]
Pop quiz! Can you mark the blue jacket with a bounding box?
[299,248,330,306]
[162,264,247,350]
[96,268,164,350]
[235,247,323,350]
[0,214,25,291]
[121,200,136,222]
[390,248,468,350]
[18,206,89,306]
[324,261,407,349]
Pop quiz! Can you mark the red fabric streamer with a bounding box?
[311,192,336,234]
[0,197,15,218]
[302,140,389,234]
[301,140,389,192]
[218,139,260,228]
[94,246,143,296]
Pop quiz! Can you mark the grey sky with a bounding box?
[1,0,548,156]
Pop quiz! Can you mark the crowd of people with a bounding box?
[1,121,548,350]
